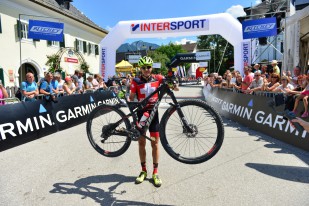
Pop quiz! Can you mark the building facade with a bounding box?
[0,0,107,87]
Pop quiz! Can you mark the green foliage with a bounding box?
[147,50,169,75]
[197,35,234,75]
[155,43,187,59]
[147,43,188,75]
[45,54,62,73]
[80,62,90,73]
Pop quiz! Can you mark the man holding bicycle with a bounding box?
[129,56,178,187]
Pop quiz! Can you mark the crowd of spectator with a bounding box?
[0,69,136,105]
[204,62,309,117]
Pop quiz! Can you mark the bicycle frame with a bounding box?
[109,78,193,141]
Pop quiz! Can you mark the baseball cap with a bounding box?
[65,76,72,81]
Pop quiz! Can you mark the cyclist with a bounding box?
[129,56,178,187]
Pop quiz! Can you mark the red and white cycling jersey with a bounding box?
[130,74,164,108]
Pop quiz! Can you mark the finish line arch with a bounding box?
[99,13,244,80]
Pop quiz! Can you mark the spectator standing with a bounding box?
[233,74,243,90]
[21,72,38,102]
[85,75,95,90]
[291,66,302,87]
[51,73,59,95]
[63,76,76,95]
[0,80,8,105]
[56,74,65,93]
[241,67,253,91]
[292,75,309,117]
[264,73,280,92]
[274,76,294,93]
[261,65,269,79]
[76,70,84,93]
[71,70,79,88]
[271,60,280,76]
[98,76,107,90]
[40,72,56,102]
[246,71,263,93]
[92,74,100,90]
[222,73,234,89]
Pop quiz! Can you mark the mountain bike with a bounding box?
[86,76,224,164]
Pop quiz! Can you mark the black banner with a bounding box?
[170,53,197,67]
[204,87,309,151]
[0,91,120,150]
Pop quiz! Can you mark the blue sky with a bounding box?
[72,0,261,45]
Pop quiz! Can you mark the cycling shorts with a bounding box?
[137,110,159,138]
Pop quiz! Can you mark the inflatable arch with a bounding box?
[99,13,245,80]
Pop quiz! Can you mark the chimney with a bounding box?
[56,0,73,10]
[64,0,73,10]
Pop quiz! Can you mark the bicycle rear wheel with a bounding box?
[86,105,131,157]
[160,99,224,164]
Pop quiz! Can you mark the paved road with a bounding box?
[1,85,308,206]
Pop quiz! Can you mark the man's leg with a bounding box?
[135,137,147,184]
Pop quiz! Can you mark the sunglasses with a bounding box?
[141,66,152,70]
[271,77,278,79]
[254,75,260,77]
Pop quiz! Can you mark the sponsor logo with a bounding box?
[244,23,276,33]
[101,48,106,78]
[30,26,63,34]
[242,42,250,66]
[0,97,120,140]
[208,93,308,138]
[131,19,209,33]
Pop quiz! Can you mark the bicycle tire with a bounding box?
[160,99,224,164]
[86,104,131,157]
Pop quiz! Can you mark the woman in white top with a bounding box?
[274,76,294,93]
[63,76,76,95]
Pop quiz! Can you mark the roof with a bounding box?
[28,0,108,34]
[181,43,197,53]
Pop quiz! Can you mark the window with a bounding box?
[75,39,83,52]
[88,43,95,55]
[47,41,60,47]
[19,21,29,39]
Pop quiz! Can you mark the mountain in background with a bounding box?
[117,41,160,53]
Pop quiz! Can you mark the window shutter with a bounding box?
[75,39,78,51]
[60,34,65,48]
[83,41,87,53]
[88,43,91,54]
[47,40,52,46]
[0,15,2,34]
[16,20,23,39]
[95,45,99,55]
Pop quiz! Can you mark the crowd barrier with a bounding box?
[0,90,121,151]
[179,79,202,86]
[203,87,309,151]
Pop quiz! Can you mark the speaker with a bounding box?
[259,37,267,45]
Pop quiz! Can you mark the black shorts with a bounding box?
[137,110,159,137]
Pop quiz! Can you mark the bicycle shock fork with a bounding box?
[167,90,194,133]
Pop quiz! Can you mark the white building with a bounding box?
[0,0,108,87]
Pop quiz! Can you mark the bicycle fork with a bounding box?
[168,91,194,134]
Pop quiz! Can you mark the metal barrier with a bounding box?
[0,97,20,104]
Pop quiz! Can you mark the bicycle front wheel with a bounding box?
[160,99,224,164]
[86,105,131,157]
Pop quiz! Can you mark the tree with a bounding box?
[80,61,90,73]
[148,43,188,75]
[147,50,169,75]
[45,54,62,73]
[197,35,234,75]
[155,43,187,59]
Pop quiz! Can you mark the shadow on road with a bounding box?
[222,117,309,183]
[245,163,309,184]
[50,174,173,206]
